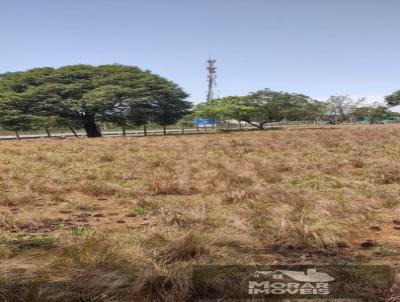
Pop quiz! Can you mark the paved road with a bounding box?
[0,128,220,140]
[0,123,343,141]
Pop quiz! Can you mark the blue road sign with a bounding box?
[196,118,217,126]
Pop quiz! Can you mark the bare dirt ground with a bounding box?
[0,124,400,301]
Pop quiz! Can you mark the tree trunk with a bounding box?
[143,125,147,136]
[163,125,167,135]
[68,126,79,137]
[245,121,262,129]
[122,126,126,137]
[44,127,51,137]
[334,108,337,125]
[181,124,184,134]
[83,116,102,138]
[15,131,20,140]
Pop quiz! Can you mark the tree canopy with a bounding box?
[324,95,366,123]
[0,64,191,137]
[385,90,400,107]
[195,89,324,128]
[351,104,393,123]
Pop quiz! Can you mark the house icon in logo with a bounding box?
[252,268,334,282]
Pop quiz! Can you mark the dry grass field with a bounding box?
[1,124,400,301]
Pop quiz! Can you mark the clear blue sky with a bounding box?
[1,0,399,103]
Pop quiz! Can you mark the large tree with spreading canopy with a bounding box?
[195,89,324,129]
[0,64,191,137]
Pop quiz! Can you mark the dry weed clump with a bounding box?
[221,189,256,204]
[57,230,123,268]
[0,124,399,301]
[78,180,120,197]
[158,203,204,227]
[148,172,197,195]
[375,164,400,184]
[375,188,400,208]
[247,185,366,250]
[275,199,352,249]
[154,231,212,264]
[255,163,284,183]
[0,212,14,229]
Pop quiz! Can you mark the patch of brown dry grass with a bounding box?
[0,124,400,301]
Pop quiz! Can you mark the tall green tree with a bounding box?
[386,90,400,107]
[0,65,190,137]
[146,77,191,134]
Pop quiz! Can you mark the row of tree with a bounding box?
[195,90,399,127]
[0,65,191,137]
[1,64,400,138]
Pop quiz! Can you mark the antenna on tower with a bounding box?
[206,59,218,100]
